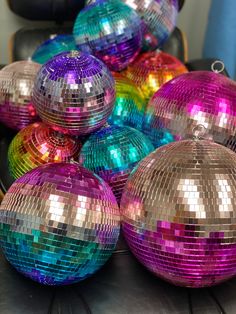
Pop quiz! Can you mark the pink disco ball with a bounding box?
[143,71,236,149]
[32,51,115,136]
[121,138,236,287]
[0,61,41,130]
[122,0,179,51]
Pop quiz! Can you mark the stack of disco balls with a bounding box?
[1,0,236,291]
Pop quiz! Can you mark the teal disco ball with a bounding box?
[79,124,154,202]
[32,34,77,64]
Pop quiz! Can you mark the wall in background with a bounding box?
[0,0,211,65]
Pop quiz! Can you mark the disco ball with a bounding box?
[79,124,154,202]
[0,162,120,285]
[73,0,142,71]
[8,122,81,179]
[121,138,236,287]
[122,0,179,51]
[32,51,115,136]
[0,61,41,130]
[143,71,236,150]
[32,34,77,64]
[108,72,146,130]
[125,50,188,103]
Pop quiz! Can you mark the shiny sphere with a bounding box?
[32,51,115,136]
[32,34,77,64]
[73,0,142,71]
[125,51,188,103]
[0,162,120,285]
[0,61,41,130]
[79,124,154,202]
[122,0,179,51]
[121,139,236,287]
[143,71,236,149]
[8,122,81,179]
[108,72,146,130]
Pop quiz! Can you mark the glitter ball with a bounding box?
[125,50,188,103]
[143,71,236,150]
[121,139,236,288]
[108,72,146,130]
[0,162,120,285]
[8,122,81,179]
[32,34,77,64]
[79,124,154,203]
[32,51,115,136]
[73,0,142,71]
[0,61,41,130]
[122,0,179,51]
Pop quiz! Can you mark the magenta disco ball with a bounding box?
[33,51,115,136]
[143,71,236,150]
[0,61,41,130]
[73,0,142,71]
[121,139,236,287]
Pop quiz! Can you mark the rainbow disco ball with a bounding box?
[0,61,41,130]
[32,34,77,64]
[33,51,115,136]
[143,71,236,150]
[8,122,81,179]
[121,138,236,287]
[79,124,154,202]
[0,162,120,285]
[125,50,188,103]
[73,0,142,71]
[108,72,146,130]
[122,0,179,51]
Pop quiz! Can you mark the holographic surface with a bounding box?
[79,124,154,202]
[8,122,81,179]
[121,139,236,288]
[32,34,77,64]
[108,72,146,130]
[143,71,236,150]
[33,51,115,136]
[0,61,41,130]
[122,0,179,51]
[125,50,188,103]
[73,0,142,71]
[0,162,120,285]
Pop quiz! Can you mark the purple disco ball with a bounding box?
[33,51,115,136]
[121,138,236,287]
[0,61,41,130]
[73,0,142,71]
[143,71,236,150]
[0,162,120,285]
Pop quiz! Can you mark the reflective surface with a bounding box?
[79,124,154,202]
[125,51,188,103]
[0,162,120,285]
[122,0,179,51]
[73,0,142,71]
[143,71,236,149]
[33,51,115,136]
[0,61,41,130]
[108,72,146,130]
[32,34,77,64]
[121,139,236,287]
[8,122,81,179]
